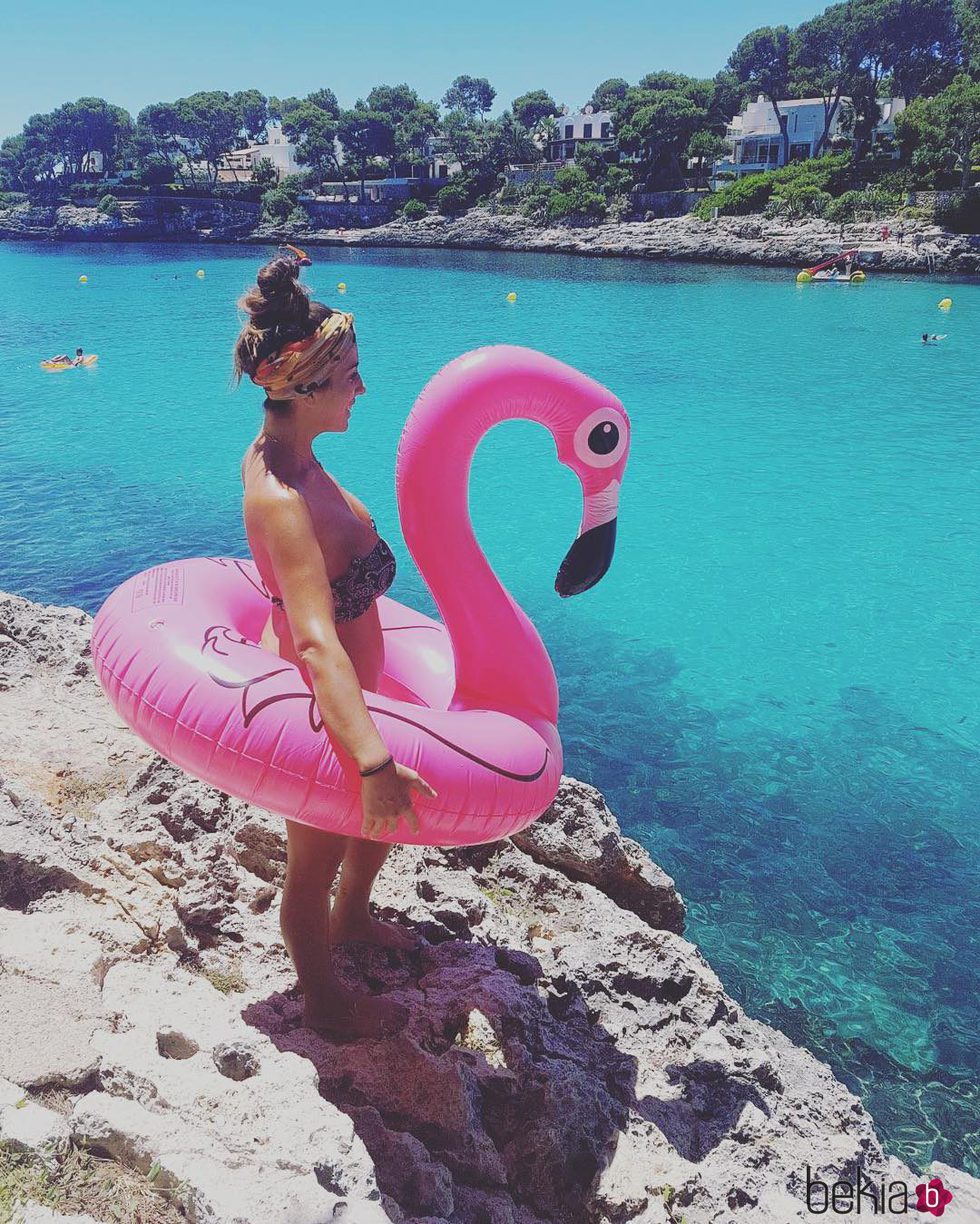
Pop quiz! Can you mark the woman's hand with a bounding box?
[360,760,437,839]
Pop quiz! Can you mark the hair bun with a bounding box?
[257,257,299,299]
[245,257,310,328]
[233,259,328,384]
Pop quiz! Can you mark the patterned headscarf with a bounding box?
[251,310,355,398]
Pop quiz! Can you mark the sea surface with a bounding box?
[1,240,977,1174]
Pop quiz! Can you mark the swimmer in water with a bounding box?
[47,347,85,365]
[921,333,947,344]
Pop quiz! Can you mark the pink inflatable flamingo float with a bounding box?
[91,346,629,845]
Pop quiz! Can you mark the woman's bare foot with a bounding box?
[331,908,418,951]
[303,987,408,1040]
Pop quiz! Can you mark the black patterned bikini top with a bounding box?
[254,454,396,624]
[269,519,396,623]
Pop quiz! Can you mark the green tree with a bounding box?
[511,90,557,128]
[261,174,304,222]
[436,181,469,213]
[638,71,714,108]
[709,70,747,129]
[306,88,340,116]
[0,135,28,191]
[232,90,269,143]
[878,0,960,99]
[617,90,707,187]
[896,73,980,186]
[441,108,479,169]
[442,75,496,119]
[272,89,340,123]
[727,26,794,165]
[687,130,728,186]
[279,100,340,185]
[485,110,541,168]
[252,156,279,186]
[337,108,396,198]
[136,102,197,188]
[793,5,865,156]
[177,91,246,187]
[365,84,439,172]
[9,98,132,189]
[573,140,612,181]
[589,78,629,110]
[546,165,606,221]
[955,0,980,76]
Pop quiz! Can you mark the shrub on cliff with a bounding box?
[518,166,607,226]
[97,193,122,218]
[765,182,832,219]
[437,183,469,215]
[823,187,902,222]
[261,176,305,222]
[402,198,428,220]
[936,189,980,233]
[696,153,851,220]
[695,172,774,219]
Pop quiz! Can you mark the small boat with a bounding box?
[40,354,99,371]
[797,252,866,283]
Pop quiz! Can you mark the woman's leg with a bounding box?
[331,838,417,949]
[280,819,407,1036]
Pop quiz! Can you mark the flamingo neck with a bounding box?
[397,396,559,724]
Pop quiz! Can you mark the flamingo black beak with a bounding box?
[555,518,618,596]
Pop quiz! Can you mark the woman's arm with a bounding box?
[247,489,434,836]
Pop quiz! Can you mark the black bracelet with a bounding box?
[360,754,394,778]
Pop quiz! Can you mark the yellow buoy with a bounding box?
[850,270,866,283]
[938,297,952,310]
[337,282,347,293]
[78,275,88,283]
[196,268,205,279]
[796,271,812,283]
[506,291,518,302]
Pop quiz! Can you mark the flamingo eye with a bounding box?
[574,407,627,469]
[588,421,619,455]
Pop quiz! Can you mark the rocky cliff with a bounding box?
[1,589,978,1224]
[0,199,258,244]
[2,200,977,275]
[322,208,980,275]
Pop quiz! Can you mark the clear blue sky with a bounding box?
[2,0,827,140]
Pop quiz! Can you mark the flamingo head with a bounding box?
[554,396,630,597]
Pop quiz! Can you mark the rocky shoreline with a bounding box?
[1,587,978,1224]
[2,200,978,275]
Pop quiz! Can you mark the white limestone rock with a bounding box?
[0,909,109,1088]
[11,1206,102,1224]
[0,1076,70,1170]
[70,959,386,1224]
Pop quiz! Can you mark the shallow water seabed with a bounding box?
[0,240,977,1175]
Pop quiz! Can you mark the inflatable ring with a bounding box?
[91,347,630,846]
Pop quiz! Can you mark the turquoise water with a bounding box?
[1,241,977,1174]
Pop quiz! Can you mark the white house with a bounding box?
[713,95,906,184]
[419,134,461,180]
[546,105,614,161]
[216,121,301,183]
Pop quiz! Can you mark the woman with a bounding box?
[234,257,436,1039]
